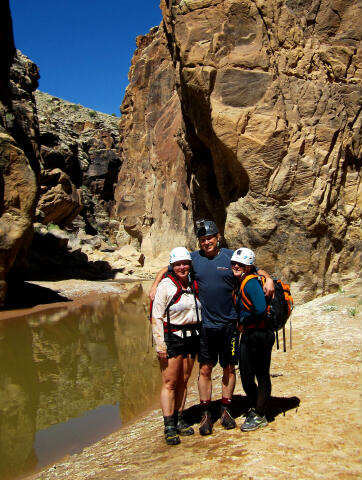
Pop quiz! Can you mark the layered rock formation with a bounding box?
[35,91,121,238]
[31,93,148,279]
[1,0,361,305]
[114,27,196,261]
[0,1,40,304]
[0,0,123,304]
[115,0,362,299]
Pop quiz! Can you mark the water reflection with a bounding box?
[0,283,160,480]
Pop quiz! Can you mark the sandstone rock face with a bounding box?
[115,0,361,299]
[35,91,121,240]
[114,27,196,265]
[0,1,40,305]
[1,0,361,304]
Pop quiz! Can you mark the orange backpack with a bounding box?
[232,275,294,350]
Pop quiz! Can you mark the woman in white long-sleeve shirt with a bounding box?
[152,247,201,445]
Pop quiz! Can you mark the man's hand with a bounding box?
[149,266,168,300]
[263,277,275,297]
[149,284,158,301]
[256,269,275,297]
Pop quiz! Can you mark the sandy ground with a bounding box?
[11,277,362,479]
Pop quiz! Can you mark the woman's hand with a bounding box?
[237,323,244,333]
[157,350,168,359]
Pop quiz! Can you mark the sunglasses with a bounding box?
[231,261,247,267]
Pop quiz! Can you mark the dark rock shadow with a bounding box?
[4,280,71,310]
[23,231,119,281]
[182,394,300,427]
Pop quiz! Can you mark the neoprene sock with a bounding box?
[200,399,212,414]
[221,396,232,407]
[163,414,175,429]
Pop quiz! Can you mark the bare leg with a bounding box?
[222,364,236,399]
[159,355,183,416]
[198,362,214,435]
[198,363,213,401]
[176,355,195,413]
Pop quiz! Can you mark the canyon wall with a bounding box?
[34,91,121,241]
[115,0,362,299]
[0,1,40,304]
[0,1,123,304]
[1,0,361,304]
[114,27,196,262]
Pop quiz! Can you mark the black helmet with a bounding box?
[196,219,219,238]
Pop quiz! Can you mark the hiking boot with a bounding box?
[177,417,194,436]
[164,425,181,445]
[220,406,236,430]
[199,411,213,436]
[240,409,268,432]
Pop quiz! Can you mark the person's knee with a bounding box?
[183,360,194,384]
[223,364,235,376]
[163,376,178,391]
[199,363,213,379]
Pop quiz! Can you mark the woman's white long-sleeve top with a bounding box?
[152,277,202,353]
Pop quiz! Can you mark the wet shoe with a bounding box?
[164,426,181,445]
[199,411,213,436]
[177,417,194,436]
[241,409,268,432]
[220,407,236,429]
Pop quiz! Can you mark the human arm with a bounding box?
[149,266,168,301]
[256,268,274,297]
[237,277,266,331]
[151,281,168,358]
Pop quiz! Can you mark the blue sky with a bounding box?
[9,1,163,115]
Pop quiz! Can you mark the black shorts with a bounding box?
[165,331,199,359]
[198,324,239,368]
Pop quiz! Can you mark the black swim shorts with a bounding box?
[165,331,199,359]
[198,324,239,368]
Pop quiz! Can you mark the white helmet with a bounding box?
[231,247,255,265]
[169,247,192,264]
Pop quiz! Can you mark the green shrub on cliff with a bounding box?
[47,222,60,231]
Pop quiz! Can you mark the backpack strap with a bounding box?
[163,272,183,341]
[190,279,201,325]
[164,272,200,340]
[164,272,183,309]
[232,274,260,312]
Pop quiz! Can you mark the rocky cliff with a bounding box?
[34,91,121,240]
[114,26,196,260]
[115,0,362,300]
[0,0,124,304]
[1,0,361,306]
[0,1,40,305]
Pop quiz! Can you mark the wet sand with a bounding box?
[16,277,362,480]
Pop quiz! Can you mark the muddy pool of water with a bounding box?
[0,283,161,480]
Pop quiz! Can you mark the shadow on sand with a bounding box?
[4,280,71,309]
[183,394,300,427]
